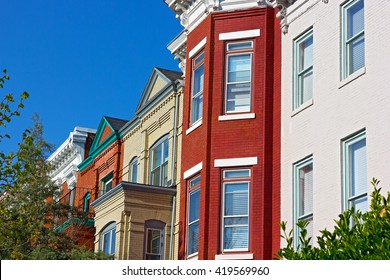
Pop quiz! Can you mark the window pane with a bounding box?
[103,232,111,254]
[298,69,313,104]
[147,229,161,254]
[224,226,248,250]
[130,160,137,183]
[299,36,313,72]
[351,196,367,213]
[189,190,200,223]
[194,52,204,65]
[224,217,248,226]
[190,176,201,188]
[227,41,253,51]
[193,64,204,95]
[347,0,364,39]
[151,168,161,186]
[226,83,251,112]
[350,138,366,197]
[224,169,250,179]
[188,222,199,255]
[228,55,251,82]
[225,183,248,216]
[192,94,203,123]
[299,163,313,216]
[110,229,116,255]
[348,35,365,74]
[151,146,161,169]
[163,140,169,162]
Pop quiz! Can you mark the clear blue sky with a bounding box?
[1,0,182,154]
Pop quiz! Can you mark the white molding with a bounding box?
[218,113,255,121]
[215,253,254,260]
[219,29,260,41]
[186,120,202,135]
[189,37,207,59]
[214,157,258,167]
[184,162,203,179]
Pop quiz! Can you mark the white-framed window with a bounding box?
[191,52,204,125]
[187,176,200,257]
[149,136,169,186]
[222,169,250,251]
[342,130,367,212]
[129,157,138,183]
[100,222,116,256]
[144,220,165,260]
[225,41,253,114]
[293,29,313,109]
[341,0,365,79]
[293,156,313,248]
[102,173,113,194]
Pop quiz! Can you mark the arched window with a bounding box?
[144,220,165,260]
[149,136,169,186]
[100,222,116,256]
[129,157,138,183]
[83,192,91,213]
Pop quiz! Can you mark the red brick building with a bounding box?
[166,1,281,260]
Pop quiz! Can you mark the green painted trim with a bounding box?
[54,218,94,233]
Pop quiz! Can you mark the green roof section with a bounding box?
[78,116,128,172]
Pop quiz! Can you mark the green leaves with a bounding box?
[277,178,390,260]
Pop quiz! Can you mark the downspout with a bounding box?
[169,80,180,260]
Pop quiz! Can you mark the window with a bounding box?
[144,220,165,260]
[342,0,365,79]
[101,173,113,194]
[83,192,91,212]
[100,222,116,256]
[150,136,169,186]
[191,52,204,124]
[293,157,313,248]
[222,169,250,251]
[343,131,367,212]
[187,176,200,257]
[129,157,138,183]
[293,29,313,109]
[225,41,253,113]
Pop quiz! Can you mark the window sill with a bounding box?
[339,67,366,89]
[292,98,313,117]
[218,113,255,121]
[215,253,253,260]
[187,253,198,260]
[186,120,202,135]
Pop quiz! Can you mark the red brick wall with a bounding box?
[179,7,281,260]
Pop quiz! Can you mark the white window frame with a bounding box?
[342,130,367,212]
[144,228,164,260]
[191,51,204,125]
[222,169,250,252]
[293,29,313,110]
[187,176,200,258]
[341,0,365,79]
[129,157,138,183]
[149,136,169,187]
[293,156,313,249]
[100,222,116,256]
[225,41,253,114]
[102,173,113,194]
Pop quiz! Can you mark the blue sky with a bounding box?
[1,0,182,154]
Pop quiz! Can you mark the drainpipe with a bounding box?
[169,81,180,260]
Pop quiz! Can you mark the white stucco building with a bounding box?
[278,0,390,246]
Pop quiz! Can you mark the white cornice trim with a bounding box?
[214,157,258,167]
[188,37,207,58]
[183,162,203,179]
[215,253,254,260]
[219,29,260,41]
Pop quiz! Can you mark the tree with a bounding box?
[277,178,390,260]
[0,70,107,259]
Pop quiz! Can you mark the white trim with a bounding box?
[184,162,203,179]
[188,37,207,59]
[214,157,258,167]
[215,253,254,260]
[186,120,202,135]
[219,29,260,41]
[218,113,255,121]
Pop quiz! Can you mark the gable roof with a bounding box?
[78,116,128,172]
[136,67,182,113]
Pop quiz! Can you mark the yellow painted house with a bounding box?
[91,68,183,260]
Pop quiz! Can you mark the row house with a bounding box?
[275,0,390,247]
[48,127,96,248]
[90,68,183,259]
[165,0,282,260]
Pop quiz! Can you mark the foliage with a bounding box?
[277,178,390,260]
[0,70,108,259]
